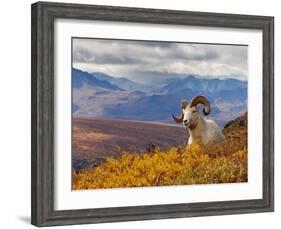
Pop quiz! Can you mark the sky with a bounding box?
[72,38,248,85]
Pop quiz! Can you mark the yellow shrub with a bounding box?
[72,143,248,190]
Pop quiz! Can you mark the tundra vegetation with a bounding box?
[72,113,247,190]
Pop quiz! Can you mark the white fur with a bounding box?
[182,106,225,145]
[187,117,225,145]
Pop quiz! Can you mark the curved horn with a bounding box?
[190,96,211,115]
[181,99,188,109]
[172,113,184,123]
[172,99,187,123]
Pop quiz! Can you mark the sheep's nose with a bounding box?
[183,120,189,125]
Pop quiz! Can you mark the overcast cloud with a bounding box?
[73,38,247,84]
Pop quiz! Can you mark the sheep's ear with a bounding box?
[181,100,188,109]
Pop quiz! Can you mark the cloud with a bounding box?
[72,38,247,84]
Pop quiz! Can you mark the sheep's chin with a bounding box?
[183,122,190,127]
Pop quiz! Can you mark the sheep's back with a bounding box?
[204,119,225,144]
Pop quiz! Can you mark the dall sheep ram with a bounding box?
[172,96,225,145]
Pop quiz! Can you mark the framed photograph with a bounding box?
[31,1,274,227]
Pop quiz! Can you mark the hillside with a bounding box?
[72,68,247,126]
[72,68,122,90]
[222,112,247,150]
[72,113,248,190]
[161,76,247,94]
[92,72,153,92]
[72,113,248,189]
[72,117,186,170]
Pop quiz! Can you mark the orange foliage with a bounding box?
[72,142,247,190]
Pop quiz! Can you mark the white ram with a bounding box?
[172,96,225,145]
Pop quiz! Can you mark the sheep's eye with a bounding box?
[192,110,197,113]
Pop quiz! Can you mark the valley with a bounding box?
[72,117,187,170]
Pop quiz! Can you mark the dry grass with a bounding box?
[72,145,247,190]
[73,131,247,189]
[72,117,186,167]
[72,113,248,190]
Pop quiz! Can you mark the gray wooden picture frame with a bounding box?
[31,1,274,227]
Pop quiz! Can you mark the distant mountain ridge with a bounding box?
[72,67,247,126]
[161,75,247,94]
[91,72,153,93]
[72,68,122,91]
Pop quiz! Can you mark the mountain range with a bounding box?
[72,68,247,126]
[91,72,154,93]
